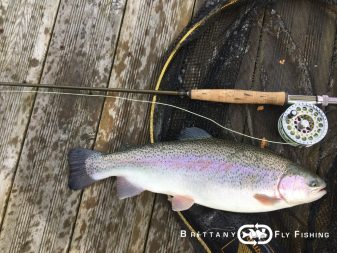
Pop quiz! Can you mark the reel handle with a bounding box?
[189,89,287,106]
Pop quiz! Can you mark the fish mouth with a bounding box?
[313,186,327,198]
[318,187,327,194]
[304,186,327,203]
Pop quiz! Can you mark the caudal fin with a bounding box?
[68,148,101,190]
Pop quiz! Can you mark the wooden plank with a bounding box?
[0,0,127,253]
[223,5,267,143]
[248,0,337,252]
[143,1,211,253]
[69,1,196,253]
[194,0,208,16]
[310,45,337,251]
[144,195,195,253]
[0,0,60,227]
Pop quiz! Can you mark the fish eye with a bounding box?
[309,180,318,188]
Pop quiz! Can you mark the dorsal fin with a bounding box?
[178,127,212,141]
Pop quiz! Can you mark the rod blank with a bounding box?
[0,81,188,97]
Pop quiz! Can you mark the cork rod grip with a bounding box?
[190,89,287,106]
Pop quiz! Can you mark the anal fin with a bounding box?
[169,195,195,211]
[116,177,144,199]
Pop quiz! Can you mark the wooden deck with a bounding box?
[2,1,337,253]
[0,1,206,252]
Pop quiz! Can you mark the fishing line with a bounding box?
[0,89,291,145]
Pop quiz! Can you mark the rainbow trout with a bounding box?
[68,128,326,213]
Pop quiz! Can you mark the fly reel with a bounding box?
[278,103,328,147]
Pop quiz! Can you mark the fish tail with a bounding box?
[68,148,102,190]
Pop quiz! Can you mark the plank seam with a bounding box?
[191,0,199,17]
[142,194,158,253]
[250,6,267,87]
[315,14,337,174]
[66,0,129,251]
[0,0,62,234]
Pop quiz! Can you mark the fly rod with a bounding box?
[1,81,337,106]
[1,81,336,147]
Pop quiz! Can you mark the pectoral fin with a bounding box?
[170,195,195,211]
[116,177,144,199]
[254,194,281,206]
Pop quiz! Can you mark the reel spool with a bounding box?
[278,103,328,147]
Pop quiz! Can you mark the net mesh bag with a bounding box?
[150,0,337,252]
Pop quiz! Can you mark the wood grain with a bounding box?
[215,5,267,144]
[0,0,60,227]
[144,1,209,253]
[0,0,126,252]
[3,1,335,253]
[69,1,197,253]
[194,0,208,16]
[144,195,195,253]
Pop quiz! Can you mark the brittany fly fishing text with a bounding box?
[180,230,330,239]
